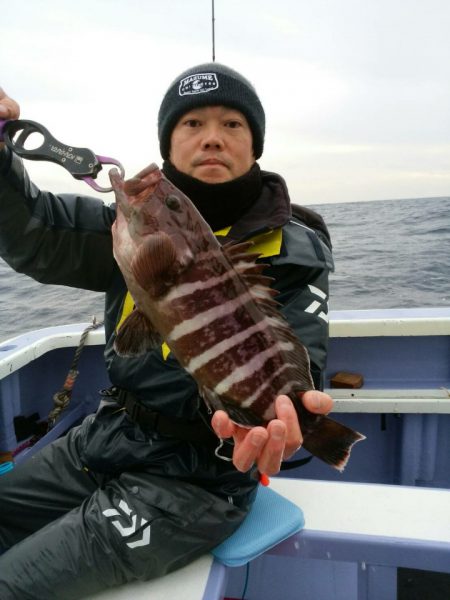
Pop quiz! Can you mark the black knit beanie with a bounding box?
[158,63,265,160]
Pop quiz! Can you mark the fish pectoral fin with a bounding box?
[114,309,162,356]
[200,386,265,427]
[131,233,178,290]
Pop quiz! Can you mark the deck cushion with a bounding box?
[212,484,305,567]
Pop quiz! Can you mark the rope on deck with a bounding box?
[47,317,104,429]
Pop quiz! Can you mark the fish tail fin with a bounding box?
[296,403,365,472]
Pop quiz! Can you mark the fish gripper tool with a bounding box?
[0,118,124,192]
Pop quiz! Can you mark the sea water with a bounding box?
[0,196,449,342]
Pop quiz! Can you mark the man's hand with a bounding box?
[0,87,20,150]
[211,391,333,476]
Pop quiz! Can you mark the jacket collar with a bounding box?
[217,170,292,242]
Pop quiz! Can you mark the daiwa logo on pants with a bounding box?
[102,499,151,548]
[179,73,219,95]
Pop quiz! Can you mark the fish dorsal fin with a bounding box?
[222,240,256,256]
[114,309,162,357]
[223,242,279,307]
[224,242,314,390]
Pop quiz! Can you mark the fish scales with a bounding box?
[164,260,230,300]
[221,345,303,420]
[186,321,276,375]
[166,283,254,341]
[166,252,285,411]
[190,334,283,399]
[174,309,268,363]
[110,164,365,471]
[166,266,268,359]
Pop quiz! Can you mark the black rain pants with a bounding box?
[0,425,246,600]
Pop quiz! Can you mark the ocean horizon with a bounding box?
[1,195,449,343]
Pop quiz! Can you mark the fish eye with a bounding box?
[165,195,182,212]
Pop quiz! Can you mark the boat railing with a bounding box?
[1,307,449,379]
[1,308,449,485]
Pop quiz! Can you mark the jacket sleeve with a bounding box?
[0,147,116,291]
[266,218,334,390]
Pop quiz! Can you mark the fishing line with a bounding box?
[214,438,233,461]
[211,0,216,61]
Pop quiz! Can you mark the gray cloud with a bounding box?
[1,0,449,203]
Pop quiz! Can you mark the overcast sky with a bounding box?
[1,0,449,204]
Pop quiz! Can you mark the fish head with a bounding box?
[109,163,161,227]
[110,164,217,299]
[110,163,213,250]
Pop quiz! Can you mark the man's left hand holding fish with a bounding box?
[212,392,333,475]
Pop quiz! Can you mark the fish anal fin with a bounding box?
[295,400,366,472]
[200,386,264,427]
[131,232,178,291]
[114,309,162,356]
[286,339,315,388]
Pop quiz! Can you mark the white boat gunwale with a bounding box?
[1,308,449,414]
[1,307,450,378]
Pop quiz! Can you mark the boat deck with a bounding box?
[80,477,450,599]
[1,308,449,598]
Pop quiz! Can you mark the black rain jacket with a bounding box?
[0,149,333,507]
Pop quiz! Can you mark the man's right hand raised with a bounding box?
[0,88,20,150]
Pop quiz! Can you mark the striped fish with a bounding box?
[110,164,364,471]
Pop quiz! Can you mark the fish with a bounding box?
[109,163,365,471]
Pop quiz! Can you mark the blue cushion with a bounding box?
[212,484,304,567]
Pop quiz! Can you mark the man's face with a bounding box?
[169,106,255,183]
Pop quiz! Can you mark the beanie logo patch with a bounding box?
[179,73,219,96]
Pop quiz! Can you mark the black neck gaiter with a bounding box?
[162,160,263,231]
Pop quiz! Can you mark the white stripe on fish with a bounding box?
[164,267,235,303]
[185,315,296,375]
[240,363,296,408]
[186,318,272,374]
[213,341,295,396]
[166,291,253,342]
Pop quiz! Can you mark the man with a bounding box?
[0,64,333,599]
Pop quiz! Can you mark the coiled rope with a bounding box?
[47,317,104,429]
